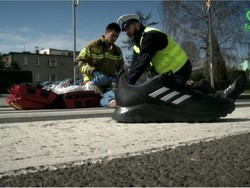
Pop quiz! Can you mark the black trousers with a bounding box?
[174,60,192,85]
[174,60,216,95]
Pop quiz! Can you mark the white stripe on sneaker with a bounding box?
[160,91,180,102]
[172,94,191,104]
[149,87,191,104]
[149,87,169,98]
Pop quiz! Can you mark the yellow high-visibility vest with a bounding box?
[133,27,188,74]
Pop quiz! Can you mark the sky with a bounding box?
[0,0,163,54]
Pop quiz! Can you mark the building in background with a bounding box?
[39,48,73,56]
[3,48,81,83]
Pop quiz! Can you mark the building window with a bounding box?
[36,57,39,66]
[24,56,28,66]
[48,58,57,67]
[49,74,57,82]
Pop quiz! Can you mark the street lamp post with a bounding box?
[72,0,79,85]
[208,7,214,87]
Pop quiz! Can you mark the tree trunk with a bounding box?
[211,30,228,81]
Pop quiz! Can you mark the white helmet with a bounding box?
[117,14,140,31]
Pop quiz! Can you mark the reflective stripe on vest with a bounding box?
[133,27,188,74]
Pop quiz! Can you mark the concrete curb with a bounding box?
[1,93,250,111]
[238,93,250,99]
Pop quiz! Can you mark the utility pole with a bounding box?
[72,0,79,85]
[207,0,214,87]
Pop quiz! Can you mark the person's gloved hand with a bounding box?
[92,71,111,86]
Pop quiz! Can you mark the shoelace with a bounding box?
[160,72,204,96]
[185,85,204,95]
[159,71,175,83]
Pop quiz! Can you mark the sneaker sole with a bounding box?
[112,104,235,123]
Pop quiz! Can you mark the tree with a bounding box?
[0,53,6,70]
[121,11,159,66]
[8,61,21,70]
[0,53,21,70]
[161,1,250,81]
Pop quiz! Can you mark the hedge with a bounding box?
[191,69,249,90]
[0,70,32,94]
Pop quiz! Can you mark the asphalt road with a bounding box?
[1,132,249,187]
[0,95,250,186]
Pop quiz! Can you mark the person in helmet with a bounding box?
[117,14,192,86]
[117,13,246,101]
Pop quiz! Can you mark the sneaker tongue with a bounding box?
[163,70,174,77]
[159,73,204,96]
[160,71,175,82]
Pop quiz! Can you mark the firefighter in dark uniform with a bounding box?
[76,22,124,86]
[75,22,124,108]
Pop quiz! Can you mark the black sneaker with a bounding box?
[221,75,247,102]
[112,71,235,123]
